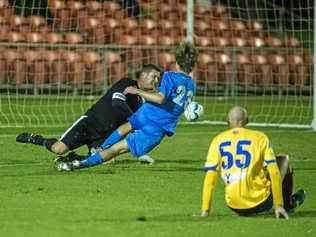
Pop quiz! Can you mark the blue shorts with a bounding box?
[125,109,165,157]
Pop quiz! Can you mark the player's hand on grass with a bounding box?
[200,211,209,217]
[275,205,289,220]
[124,86,139,95]
[192,210,209,217]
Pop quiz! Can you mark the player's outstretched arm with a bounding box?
[124,86,164,105]
[267,162,289,219]
[201,171,218,216]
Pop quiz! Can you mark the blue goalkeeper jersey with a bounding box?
[140,71,196,135]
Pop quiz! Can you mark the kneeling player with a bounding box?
[200,106,305,219]
[16,64,162,164]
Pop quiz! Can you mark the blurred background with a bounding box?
[0,0,314,127]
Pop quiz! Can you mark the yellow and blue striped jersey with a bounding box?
[204,127,278,209]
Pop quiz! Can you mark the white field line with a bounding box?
[0,134,61,138]
[0,128,314,138]
[0,162,47,168]
[180,121,312,129]
[0,159,313,169]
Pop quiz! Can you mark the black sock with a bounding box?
[43,138,58,152]
[30,135,45,146]
[67,151,86,161]
[282,167,294,210]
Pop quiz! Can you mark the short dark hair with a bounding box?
[141,64,163,75]
[137,63,163,79]
[175,42,198,74]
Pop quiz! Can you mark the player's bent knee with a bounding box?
[118,122,132,136]
[276,154,290,179]
[111,140,129,155]
[51,142,69,155]
[276,154,289,168]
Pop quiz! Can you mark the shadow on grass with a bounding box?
[0,157,205,177]
[145,210,316,222]
[157,159,204,165]
[295,167,316,171]
[76,210,316,224]
[92,166,202,173]
[228,209,316,219]
[290,210,316,218]
[88,213,232,223]
[0,165,203,178]
[105,159,204,172]
[150,167,202,172]
[105,159,203,166]
[0,167,116,178]
[107,165,202,173]
[0,160,47,165]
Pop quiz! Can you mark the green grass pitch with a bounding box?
[0,95,312,126]
[0,125,315,237]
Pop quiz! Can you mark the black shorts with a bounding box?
[229,193,273,216]
[60,116,109,151]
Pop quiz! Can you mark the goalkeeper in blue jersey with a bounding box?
[57,42,198,171]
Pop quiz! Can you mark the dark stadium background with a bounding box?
[9,0,313,28]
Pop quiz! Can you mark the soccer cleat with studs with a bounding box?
[16,133,33,143]
[56,160,82,172]
[138,155,155,165]
[16,133,44,145]
[54,151,85,163]
[56,162,73,172]
[291,189,306,209]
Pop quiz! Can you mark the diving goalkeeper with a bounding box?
[16,64,162,164]
[57,42,199,171]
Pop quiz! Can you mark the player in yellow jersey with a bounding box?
[200,106,305,219]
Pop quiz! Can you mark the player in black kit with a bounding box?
[16,64,162,164]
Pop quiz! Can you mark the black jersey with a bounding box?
[85,77,143,133]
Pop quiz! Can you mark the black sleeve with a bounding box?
[111,93,133,118]
[112,99,133,118]
[110,78,138,118]
[112,78,135,93]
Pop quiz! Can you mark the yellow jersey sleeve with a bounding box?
[262,135,284,206]
[262,135,276,166]
[204,138,221,172]
[202,137,220,212]
[201,171,218,212]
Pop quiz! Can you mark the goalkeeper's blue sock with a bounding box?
[100,129,122,149]
[80,152,103,168]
